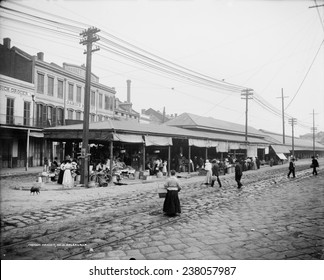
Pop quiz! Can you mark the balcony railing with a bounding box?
[0,114,63,128]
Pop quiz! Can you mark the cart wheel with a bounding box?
[105,174,112,183]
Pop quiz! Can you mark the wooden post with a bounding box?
[168,145,171,176]
[109,140,113,176]
[143,143,146,172]
[25,129,30,171]
[188,145,191,174]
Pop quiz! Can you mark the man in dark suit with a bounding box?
[211,159,222,188]
[235,160,243,188]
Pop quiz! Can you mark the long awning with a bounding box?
[277,153,287,160]
[189,138,208,147]
[217,141,229,152]
[144,135,172,146]
[29,132,44,138]
[229,142,240,149]
[271,144,290,154]
[113,133,143,143]
[188,139,218,147]
[247,145,258,157]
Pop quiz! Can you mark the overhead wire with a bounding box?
[1,2,321,132]
[1,3,246,94]
[284,39,324,110]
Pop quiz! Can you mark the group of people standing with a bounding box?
[204,159,243,189]
[146,158,168,176]
[57,155,79,188]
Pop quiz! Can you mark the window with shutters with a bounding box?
[91,91,95,107]
[67,109,73,120]
[99,93,103,109]
[77,86,82,103]
[37,73,45,94]
[105,95,109,110]
[6,98,14,124]
[76,111,81,120]
[23,101,31,126]
[68,83,74,101]
[48,76,54,96]
[57,108,63,125]
[57,79,63,99]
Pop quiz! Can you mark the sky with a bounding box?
[1,0,323,137]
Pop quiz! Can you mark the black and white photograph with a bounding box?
[1,0,323,279]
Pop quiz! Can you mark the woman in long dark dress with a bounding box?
[57,161,66,184]
[163,170,181,216]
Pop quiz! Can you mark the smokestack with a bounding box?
[3,38,11,49]
[126,79,131,103]
[37,52,44,61]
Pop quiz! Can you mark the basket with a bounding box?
[157,183,167,198]
[158,190,167,198]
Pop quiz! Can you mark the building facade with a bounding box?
[1,38,138,168]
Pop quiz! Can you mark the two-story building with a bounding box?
[0,37,138,169]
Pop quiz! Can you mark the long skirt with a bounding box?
[163,190,181,216]
[57,169,65,184]
[62,169,74,187]
[204,170,212,184]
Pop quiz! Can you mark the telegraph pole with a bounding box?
[79,27,100,186]
[241,88,254,143]
[288,118,297,157]
[311,109,318,157]
[276,88,289,144]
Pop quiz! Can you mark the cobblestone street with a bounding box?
[1,159,323,260]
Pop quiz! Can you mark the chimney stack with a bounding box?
[126,79,131,103]
[3,38,11,49]
[37,52,44,61]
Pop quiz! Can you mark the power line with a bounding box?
[285,39,324,110]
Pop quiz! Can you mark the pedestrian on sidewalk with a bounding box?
[163,170,181,217]
[57,155,71,184]
[62,159,74,188]
[203,159,212,185]
[287,158,296,178]
[211,159,222,188]
[235,160,243,188]
[311,156,319,176]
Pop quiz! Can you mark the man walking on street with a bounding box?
[287,158,296,178]
[211,159,222,188]
[311,156,319,176]
[235,160,243,189]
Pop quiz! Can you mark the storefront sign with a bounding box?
[66,100,84,108]
[0,85,31,96]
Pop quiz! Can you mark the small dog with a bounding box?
[30,186,40,195]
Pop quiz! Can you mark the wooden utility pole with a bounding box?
[79,27,100,186]
[276,88,289,144]
[241,88,254,143]
[288,118,297,157]
[311,109,317,157]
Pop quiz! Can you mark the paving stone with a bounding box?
[145,252,168,259]
[166,254,186,260]
[185,251,204,259]
[140,246,160,255]
[107,250,126,257]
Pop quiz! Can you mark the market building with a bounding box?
[259,129,324,164]
[43,113,270,176]
[165,112,269,161]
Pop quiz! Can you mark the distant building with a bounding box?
[259,129,324,161]
[140,108,177,124]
